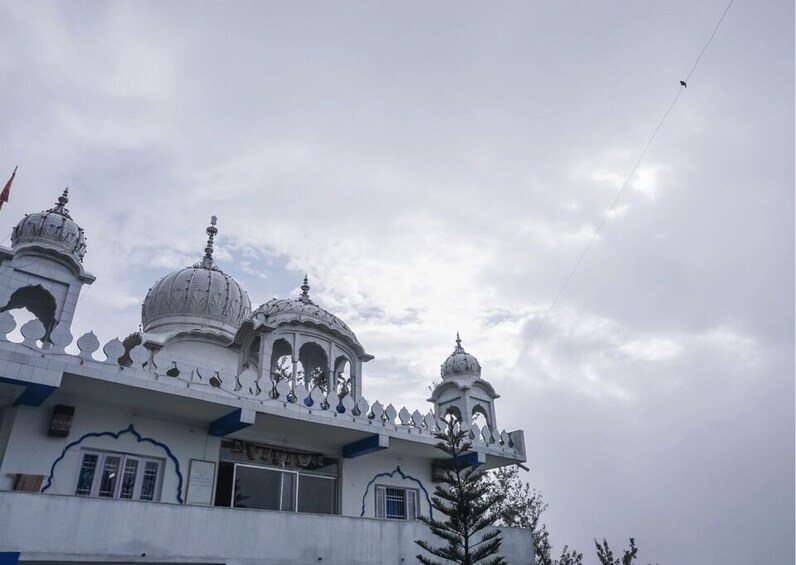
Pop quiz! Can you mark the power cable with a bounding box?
[511,0,736,370]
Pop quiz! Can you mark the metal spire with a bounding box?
[299,274,313,304]
[57,187,68,207]
[201,215,218,269]
[48,187,72,217]
[454,332,465,353]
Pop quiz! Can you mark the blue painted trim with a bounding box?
[453,451,482,467]
[209,408,251,437]
[0,376,57,407]
[360,465,433,519]
[41,424,185,504]
[0,552,20,565]
[343,434,387,458]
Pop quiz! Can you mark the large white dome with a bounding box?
[141,217,251,341]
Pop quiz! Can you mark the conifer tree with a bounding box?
[415,421,506,565]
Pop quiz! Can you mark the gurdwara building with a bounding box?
[0,190,530,565]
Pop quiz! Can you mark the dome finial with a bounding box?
[201,215,218,269]
[454,332,464,353]
[299,274,313,304]
[48,187,72,217]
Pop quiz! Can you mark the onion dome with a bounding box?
[440,333,482,379]
[245,275,369,358]
[141,216,251,341]
[11,188,87,263]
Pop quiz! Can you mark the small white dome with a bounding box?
[12,189,87,263]
[141,217,251,341]
[440,334,481,379]
[252,276,358,346]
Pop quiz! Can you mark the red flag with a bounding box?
[0,166,17,211]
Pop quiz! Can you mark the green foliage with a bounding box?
[415,422,506,565]
[485,467,657,565]
[486,466,583,565]
[594,538,653,565]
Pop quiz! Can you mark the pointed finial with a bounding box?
[58,187,69,206]
[48,187,72,217]
[454,332,465,353]
[201,215,218,269]
[299,274,313,303]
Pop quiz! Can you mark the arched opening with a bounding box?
[246,336,261,372]
[333,355,352,400]
[270,339,293,397]
[471,404,491,429]
[443,406,463,428]
[298,342,328,392]
[1,285,57,342]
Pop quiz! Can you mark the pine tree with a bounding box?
[415,421,506,565]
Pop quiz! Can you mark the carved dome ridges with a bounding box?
[11,188,87,262]
[440,333,482,379]
[246,276,362,345]
[141,217,251,341]
[253,296,355,337]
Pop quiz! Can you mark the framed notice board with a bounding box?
[186,459,216,506]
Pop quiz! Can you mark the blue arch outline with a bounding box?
[41,424,184,503]
[360,465,433,519]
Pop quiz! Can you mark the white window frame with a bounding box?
[375,485,418,520]
[75,449,163,502]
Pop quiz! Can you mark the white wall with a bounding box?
[0,397,220,503]
[0,491,535,565]
[341,449,433,519]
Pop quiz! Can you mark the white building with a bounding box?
[0,190,531,565]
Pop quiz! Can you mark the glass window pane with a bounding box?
[385,487,406,519]
[98,456,121,498]
[234,465,281,511]
[75,453,98,495]
[281,472,296,512]
[407,489,417,519]
[139,461,159,501]
[298,475,336,514]
[119,458,139,499]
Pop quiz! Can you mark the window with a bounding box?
[75,451,162,502]
[230,463,336,514]
[215,440,338,514]
[375,485,417,520]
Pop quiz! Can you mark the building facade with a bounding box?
[0,191,531,565]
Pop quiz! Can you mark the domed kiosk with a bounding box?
[0,189,95,347]
[428,334,499,430]
[236,276,372,402]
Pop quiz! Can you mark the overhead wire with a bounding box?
[511,0,737,371]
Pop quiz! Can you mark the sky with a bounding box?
[0,1,793,564]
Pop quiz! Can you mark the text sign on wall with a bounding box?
[186,459,216,506]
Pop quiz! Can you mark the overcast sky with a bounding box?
[0,1,793,564]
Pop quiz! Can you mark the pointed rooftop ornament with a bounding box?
[454,332,465,353]
[48,187,72,218]
[298,274,314,304]
[200,215,218,269]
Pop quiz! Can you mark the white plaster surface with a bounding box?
[341,449,433,518]
[0,399,219,501]
[0,491,534,564]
